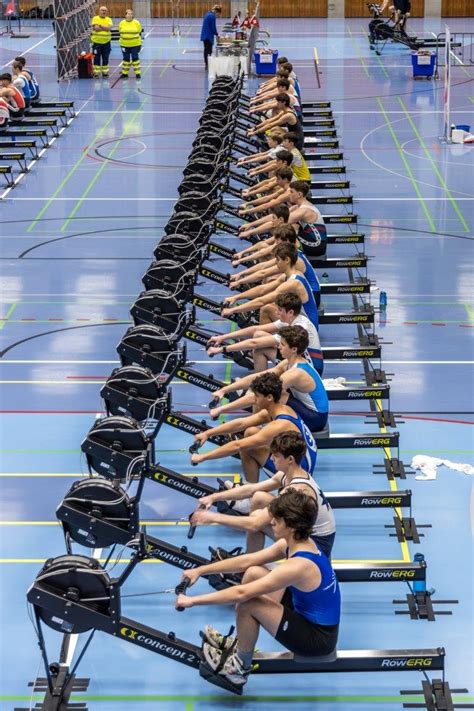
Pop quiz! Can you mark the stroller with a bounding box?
[367,3,418,54]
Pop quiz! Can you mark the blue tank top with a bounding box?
[298,250,320,293]
[287,549,340,626]
[289,273,319,330]
[275,413,317,474]
[26,70,39,100]
[290,362,328,414]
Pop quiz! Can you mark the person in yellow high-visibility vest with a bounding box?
[91,6,113,78]
[119,9,142,79]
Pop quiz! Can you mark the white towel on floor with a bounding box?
[323,377,346,389]
[410,455,474,481]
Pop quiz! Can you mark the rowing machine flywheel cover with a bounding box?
[58,478,137,548]
[33,554,111,633]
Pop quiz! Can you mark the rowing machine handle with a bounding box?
[189,440,202,454]
[188,504,205,540]
[175,576,191,611]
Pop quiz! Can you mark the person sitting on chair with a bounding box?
[175,488,340,691]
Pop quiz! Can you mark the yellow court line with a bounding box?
[313,47,319,65]
[375,397,411,564]
[0,558,407,564]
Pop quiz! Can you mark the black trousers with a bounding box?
[93,42,111,69]
[203,39,213,68]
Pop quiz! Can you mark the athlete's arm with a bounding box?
[177,556,311,609]
[194,411,268,445]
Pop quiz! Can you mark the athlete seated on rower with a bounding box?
[175,489,340,691]
[248,93,305,153]
[240,164,291,204]
[231,207,291,273]
[236,132,284,169]
[11,61,32,109]
[208,292,323,374]
[222,242,319,330]
[0,97,10,132]
[14,56,40,103]
[238,167,293,219]
[247,147,294,180]
[191,372,317,483]
[282,132,311,184]
[191,432,336,556]
[288,180,327,258]
[210,326,328,432]
[230,224,321,306]
[249,77,301,116]
[0,73,26,119]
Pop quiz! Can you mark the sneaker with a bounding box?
[202,643,250,688]
[222,480,251,514]
[201,624,236,650]
[135,74,141,79]
[209,545,243,562]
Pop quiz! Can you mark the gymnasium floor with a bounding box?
[0,15,473,711]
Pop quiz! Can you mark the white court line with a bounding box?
[0,32,54,69]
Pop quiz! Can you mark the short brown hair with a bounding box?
[275,167,293,182]
[268,489,318,541]
[279,325,309,355]
[275,292,302,315]
[275,93,290,107]
[274,242,298,266]
[273,224,297,244]
[270,431,307,464]
[290,180,310,197]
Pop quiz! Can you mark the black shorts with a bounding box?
[394,0,411,11]
[276,589,339,657]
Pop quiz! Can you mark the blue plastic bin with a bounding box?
[254,50,278,75]
[411,51,436,78]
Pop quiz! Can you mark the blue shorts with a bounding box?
[287,394,328,433]
[311,531,335,559]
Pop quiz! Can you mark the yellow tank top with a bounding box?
[291,148,311,181]
[119,19,142,47]
[91,15,112,44]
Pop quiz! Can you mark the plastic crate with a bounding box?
[411,51,436,78]
[254,49,278,75]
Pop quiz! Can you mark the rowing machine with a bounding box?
[56,478,429,585]
[26,564,461,704]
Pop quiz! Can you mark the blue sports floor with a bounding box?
[0,15,473,711]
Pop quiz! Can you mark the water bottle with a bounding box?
[413,552,426,594]
[321,272,329,284]
[379,291,387,311]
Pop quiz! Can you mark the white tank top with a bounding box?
[280,473,336,536]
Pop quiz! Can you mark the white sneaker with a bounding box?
[223,480,251,514]
[202,625,236,650]
[202,643,250,688]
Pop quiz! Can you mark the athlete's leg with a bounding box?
[253,346,276,372]
[240,427,271,483]
[259,303,279,325]
[246,491,275,552]
[236,592,285,658]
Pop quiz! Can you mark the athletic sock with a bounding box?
[237,650,253,670]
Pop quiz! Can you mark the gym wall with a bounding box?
[441,0,473,15]
[344,0,425,16]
